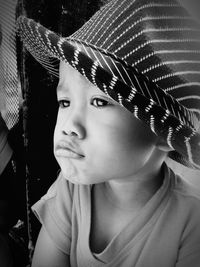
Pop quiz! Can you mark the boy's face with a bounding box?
[54,62,159,185]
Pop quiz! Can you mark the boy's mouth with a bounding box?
[55,141,85,159]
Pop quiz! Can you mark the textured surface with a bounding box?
[0,0,21,129]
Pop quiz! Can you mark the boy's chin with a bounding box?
[61,169,94,185]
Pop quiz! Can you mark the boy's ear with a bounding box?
[155,137,174,152]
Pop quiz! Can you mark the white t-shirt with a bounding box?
[32,164,200,267]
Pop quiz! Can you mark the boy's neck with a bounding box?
[104,160,166,211]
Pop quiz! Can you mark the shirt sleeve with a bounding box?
[175,199,200,267]
[175,247,200,267]
[32,173,74,255]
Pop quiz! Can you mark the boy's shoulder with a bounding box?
[168,170,200,249]
[172,171,200,200]
[169,168,200,213]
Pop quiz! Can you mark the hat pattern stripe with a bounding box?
[80,40,136,89]
[90,0,135,45]
[73,8,101,40]
[112,30,200,58]
[177,95,200,101]
[132,50,200,74]
[74,42,91,63]
[166,82,200,92]
[92,48,117,78]
[153,71,200,83]
[81,44,104,69]
[107,57,131,86]
[98,51,129,86]
[132,50,200,69]
[104,15,192,50]
[84,0,118,43]
[84,3,181,48]
[142,60,200,75]
[121,39,200,62]
[92,0,132,41]
[30,23,60,75]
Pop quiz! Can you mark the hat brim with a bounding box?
[17,16,200,169]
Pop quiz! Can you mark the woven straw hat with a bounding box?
[17,0,200,169]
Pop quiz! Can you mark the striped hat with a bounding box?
[17,0,200,169]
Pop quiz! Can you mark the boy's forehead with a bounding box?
[59,61,88,83]
[58,61,111,97]
[59,61,76,78]
[58,62,87,89]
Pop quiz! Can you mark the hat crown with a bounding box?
[71,0,200,113]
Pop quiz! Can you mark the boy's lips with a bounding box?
[55,141,85,159]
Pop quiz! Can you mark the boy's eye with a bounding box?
[91,98,110,108]
[58,100,70,108]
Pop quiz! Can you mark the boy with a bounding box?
[17,0,200,266]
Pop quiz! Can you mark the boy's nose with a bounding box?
[61,112,86,140]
